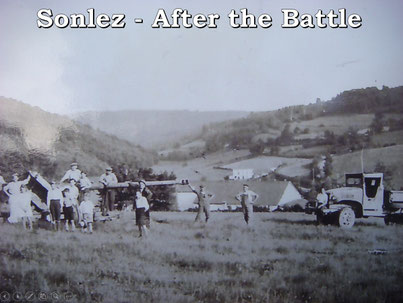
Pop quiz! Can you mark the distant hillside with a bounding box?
[0,97,154,180]
[198,86,403,153]
[72,110,249,148]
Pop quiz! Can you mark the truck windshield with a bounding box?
[346,176,363,187]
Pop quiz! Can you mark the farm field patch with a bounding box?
[223,156,311,177]
[152,149,251,181]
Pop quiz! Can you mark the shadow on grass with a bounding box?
[264,217,383,228]
[263,218,318,226]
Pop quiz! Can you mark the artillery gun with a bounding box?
[306,173,403,228]
[25,171,188,214]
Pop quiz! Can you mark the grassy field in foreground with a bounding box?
[1,212,403,303]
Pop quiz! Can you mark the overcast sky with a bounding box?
[0,0,402,114]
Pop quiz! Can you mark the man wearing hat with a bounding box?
[99,167,118,216]
[60,163,81,183]
[188,184,214,223]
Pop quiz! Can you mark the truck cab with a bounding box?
[344,173,384,217]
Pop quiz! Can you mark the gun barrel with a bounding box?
[90,179,187,190]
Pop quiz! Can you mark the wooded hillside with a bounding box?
[0,97,154,180]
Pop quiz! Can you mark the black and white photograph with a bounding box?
[0,0,403,302]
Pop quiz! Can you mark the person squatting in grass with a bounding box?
[62,187,77,232]
[134,190,150,237]
[236,184,259,225]
[47,181,64,231]
[79,192,95,233]
[188,184,214,223]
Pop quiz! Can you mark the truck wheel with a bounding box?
[384,216,390,226]
[338,207,355,228]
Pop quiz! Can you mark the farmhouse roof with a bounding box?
[177,180,298,207]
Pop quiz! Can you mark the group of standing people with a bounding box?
[0,163,95,233]
[189,183,259,225]
[0,162,261,237]
[47,163,94,232]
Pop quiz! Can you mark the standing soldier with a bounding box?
[79,172,92,191]
[99,167,118,216]
[60,163,81,183]
[47,181,64,231]
[19,185,33,230]
[236,184,259,225]
[134,191,150,237]
[65,179,80,224]
[138,180,153,228]
[78,171,92,202]
[62,188,77,232]
[4,173,31,223]
[4,173,31,196]
[189,184,214,223]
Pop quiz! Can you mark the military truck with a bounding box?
[306,173,403,228]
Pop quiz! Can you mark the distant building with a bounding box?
[357,128,370,135]
[229,168,254,180]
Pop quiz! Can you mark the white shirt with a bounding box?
[63,192,78,207]
[47,188,64,207]
[79,177,92,190]
[64,185,79,200]
[99,173,118,186]
[136,196,149,211]
[4,178,30,196]
[317,192,328,206]
[19,191,33,213]
[79,200,94,214]
[60,169,82,183]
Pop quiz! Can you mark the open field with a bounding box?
[290,114,375,136]
[223,156,311,177]
[153,150,251,182]
[1,212,403,302]
[279,145,331,158]
[372,130,403,147]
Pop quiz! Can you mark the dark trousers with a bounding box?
[102,190,115,215]
[195,202,210,222]
[50,200,61,222]
[241,203,253,224]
